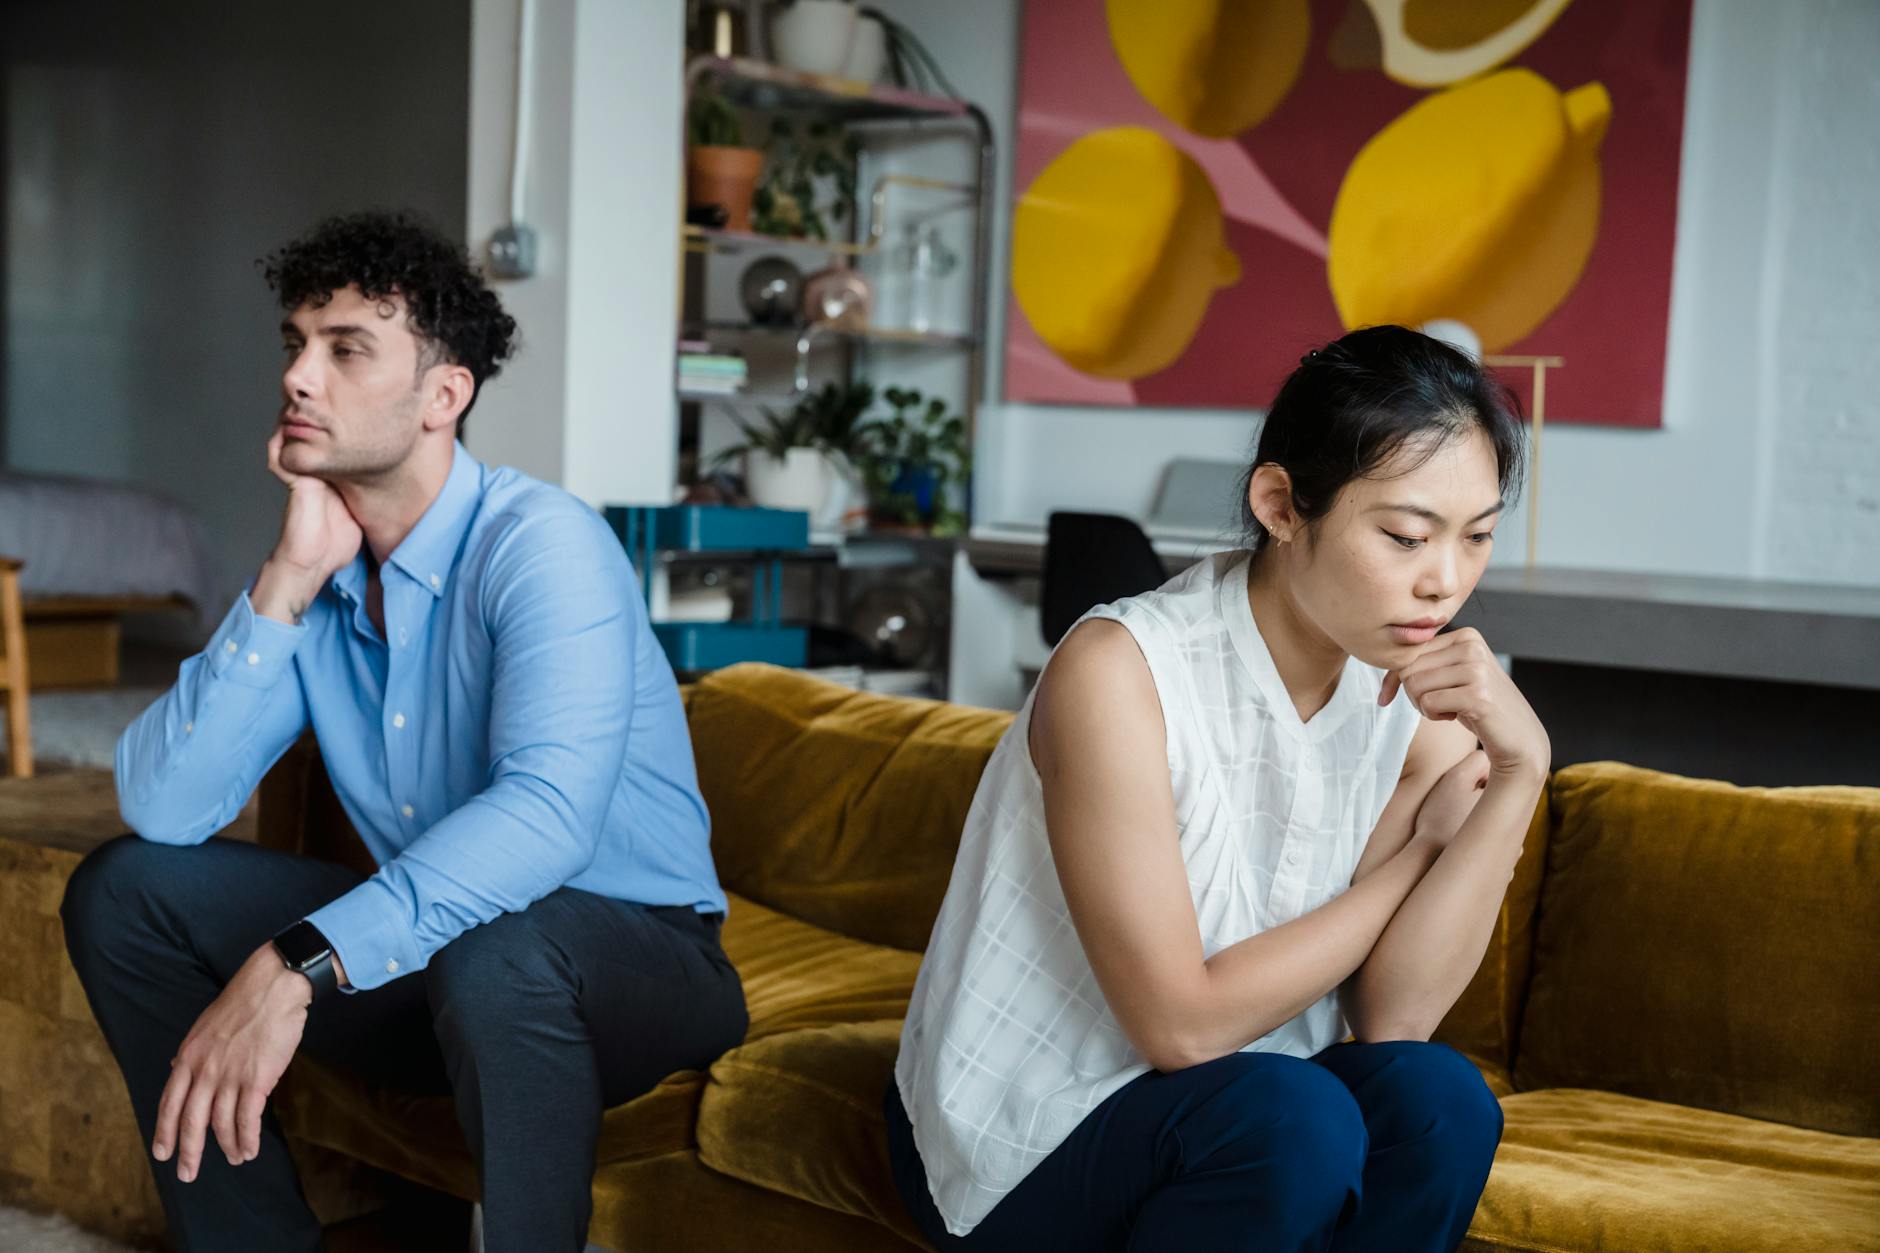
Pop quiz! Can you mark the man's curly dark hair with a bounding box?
[261,210,518,433]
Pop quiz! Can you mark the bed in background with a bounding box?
[0,470,219,688]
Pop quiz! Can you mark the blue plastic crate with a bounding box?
[651,622,807,673]
[603,504,809,554]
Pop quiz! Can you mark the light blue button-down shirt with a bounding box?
[115,442,725,991]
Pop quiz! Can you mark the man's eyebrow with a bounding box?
[318,324,378,343]
[278,321,378,343]
[1369,501,1505,526]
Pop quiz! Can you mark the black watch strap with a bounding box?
[271,920,338,1000]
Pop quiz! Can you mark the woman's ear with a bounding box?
[1248,463,1299,544]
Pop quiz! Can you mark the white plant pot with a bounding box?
[843,15,888,84]
[771,0,858,77]
[746,447,831,516]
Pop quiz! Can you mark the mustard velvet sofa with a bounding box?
[257,663,1880,1252]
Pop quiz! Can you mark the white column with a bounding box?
[466,0,681,507]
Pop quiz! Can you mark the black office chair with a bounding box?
[1040,512,1170,647]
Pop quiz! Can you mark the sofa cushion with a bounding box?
[695,1021,920,1247]
[721,891,923,1040]
[687,664,1012,951]
[591,1144,920,1253]
[1514,763,1880,1137]
[1465,1088,1880,1253]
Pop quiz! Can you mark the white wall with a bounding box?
[2,0,469,622]
[1756,0,1880,583]
[464,0,681,509]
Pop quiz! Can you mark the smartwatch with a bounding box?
[271,920,339,1000]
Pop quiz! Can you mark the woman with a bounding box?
[888,326,1549,1251]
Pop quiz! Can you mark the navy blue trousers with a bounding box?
[61,835,747,1253]
[887,1039,1502,1251]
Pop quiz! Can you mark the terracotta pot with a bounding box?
[687,145,765,232]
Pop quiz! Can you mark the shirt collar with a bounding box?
[387,441,484,598]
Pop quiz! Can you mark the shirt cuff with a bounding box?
[206,592,307,690]
[305,877,421,993]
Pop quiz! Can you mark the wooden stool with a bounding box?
[0,557,33,778]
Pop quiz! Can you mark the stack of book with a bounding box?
[677,347,748,396]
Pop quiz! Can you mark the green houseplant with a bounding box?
[854,386,970,535]
[751,119,862,241]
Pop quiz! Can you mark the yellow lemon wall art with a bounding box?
[1364,0,1576,87]
[1327,68,1611,353]
[1012,126,1242,380]
[1008,0,1690,426]
[1106,0,1313,137]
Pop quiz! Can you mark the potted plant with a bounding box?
[797,379,876,530]
[751,118,861,241]
[769,0,860,77]
[854,386,970,535]
[712,380,876,519]
[711,403,825,515]
[687,86,764,232]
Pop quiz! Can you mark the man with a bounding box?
[61,210,747,1252]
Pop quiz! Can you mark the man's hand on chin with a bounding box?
[254,426,364,624]
[152,942,321,1181]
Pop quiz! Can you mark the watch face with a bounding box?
[275,921,332,970]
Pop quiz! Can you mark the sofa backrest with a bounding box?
[1511,762,1880,1138]
[685,664,1013,952]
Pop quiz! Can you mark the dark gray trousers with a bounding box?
[61,834,748,1253]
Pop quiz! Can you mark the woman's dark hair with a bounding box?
[261,210,518,433]
[1239,325,1526,551]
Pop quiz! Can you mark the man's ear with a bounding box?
[1247,463,1300,544]
[422,363,475,435]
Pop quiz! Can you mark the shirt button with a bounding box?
[393,713,406,729]
[184,721,194,734]
[225,641,238,654]
[429,573,441,589]
[401,804,415,819]
[385,959,399,974]
[1285,847,1301,864]
[247,652,260,666]
[398,628,409,646]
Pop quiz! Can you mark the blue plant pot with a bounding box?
[890,462,940,520]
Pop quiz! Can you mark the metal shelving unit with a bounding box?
[671,55,995,694]
[677,54,994,463]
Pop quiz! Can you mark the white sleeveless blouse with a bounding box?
[895,550,1423,1236]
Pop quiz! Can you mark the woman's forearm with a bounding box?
[1340,766,1543,1042]
[1163,835,1441,1069]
